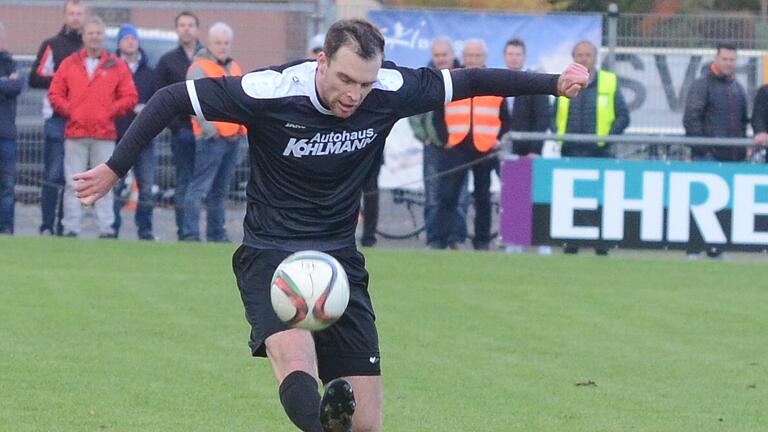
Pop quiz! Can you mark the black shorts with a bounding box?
[232,245,380,383]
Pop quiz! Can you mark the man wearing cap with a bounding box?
[112,24,158,240]
[48,16,137,238]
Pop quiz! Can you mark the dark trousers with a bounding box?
[361,161,381,246]
[423,144,468,247]
[561,143,610,255]
[434,146,497,250]
[112,141,156,238]
[170,128,196,240]
[0,137,16,233]
[40,116,66,234]
[181,136,241,242]
[685,153,722,258]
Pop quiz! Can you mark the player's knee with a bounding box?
[265,338,318,380]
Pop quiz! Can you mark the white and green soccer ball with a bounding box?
[270,251,350,331]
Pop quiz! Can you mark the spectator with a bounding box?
[409,36,469,250]
[499,38,552,255]
[49,16,138,238]
[360,153,382,247]
[683,42,748,259]
[554,40,629,255]
[752,82,768,152]
[28,0,85,236]
[112,24,158,241]
[0,21,23,235]
[307,33,324,59]
[433,39,502,251]
[181,22,245,242]
[155,11,202,240]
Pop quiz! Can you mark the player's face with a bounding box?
[119,35,139,56]
[462,42,486,69]
[573,42,597,72]
[83,23,105,52]
[431,42,455,70]
[64,2,86,32]
[316,46,381,119]
[504,45,526,70]
[176,16,199,45]
[207,30,232,62]
[714,48,737,76]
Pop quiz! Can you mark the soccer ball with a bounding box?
[270,251,350,331]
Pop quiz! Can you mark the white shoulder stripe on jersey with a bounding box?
[373,68,404,92]
[186,80,205,120]
[239,61,334,115]
[441,69,453,104]
[241,62,314,100]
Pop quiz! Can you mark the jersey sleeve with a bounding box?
[186,75,263,126]
[377,63,449,119]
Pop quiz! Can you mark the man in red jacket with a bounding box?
[49,15,137,238]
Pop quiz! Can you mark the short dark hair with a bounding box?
[716,42,737,54]
[505,38,526,54]
[175,11,199,27]
[323,19,385,64]
[64,0,85,12]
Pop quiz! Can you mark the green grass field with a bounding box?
[1,236,766,431]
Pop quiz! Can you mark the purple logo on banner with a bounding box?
[500,158,534,246]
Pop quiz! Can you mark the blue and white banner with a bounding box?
[368,9,602,72]
[501,158,768,251]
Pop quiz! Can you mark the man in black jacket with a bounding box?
[112,24,158,241]
[28,0,85,236]
[154,11,202,240]
[498,38,552,255]
[499,38,550,158]
[0,21,23,234]
[683,42,748,163]
[752,83,768,152]
[683,42,748,259]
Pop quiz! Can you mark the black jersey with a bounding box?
[188,60,451,251]
[106,59,559,251]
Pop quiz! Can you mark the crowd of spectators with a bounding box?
[0,0,766,254]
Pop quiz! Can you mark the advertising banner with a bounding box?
[367,9,601,71]
[501,157,768,251]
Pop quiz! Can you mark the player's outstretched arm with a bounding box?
[449,62,589,100]
[73,81,195,206]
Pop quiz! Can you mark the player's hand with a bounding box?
[754,132,768,146]
[557,63,589,98]
[72,163,120,207]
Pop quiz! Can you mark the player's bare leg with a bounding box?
[266,329,324,431]
[342,375,381,432]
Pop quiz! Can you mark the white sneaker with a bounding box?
[537,245,553,256]
[505,245,524,254]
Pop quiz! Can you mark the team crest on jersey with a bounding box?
[283,128,377,158]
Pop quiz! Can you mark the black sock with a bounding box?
[279,371,323,432]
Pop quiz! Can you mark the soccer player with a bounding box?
[72,19,588,432]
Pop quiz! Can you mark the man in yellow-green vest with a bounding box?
[553,40,629,256]
[553,40,629,159]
